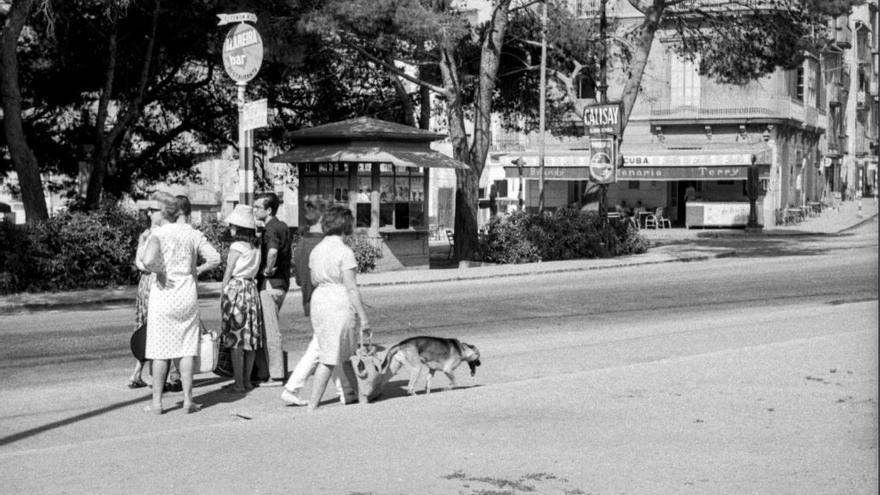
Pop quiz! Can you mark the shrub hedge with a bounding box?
[0,207,385,295]
[0,203,143,294]
[478,208,649,264]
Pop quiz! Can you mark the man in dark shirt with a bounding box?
[253,193,291,386]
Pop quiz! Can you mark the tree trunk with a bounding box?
[86,0,161,209]
[0,0,48,223]
[453,169,480,261]
[451,0,512,261]
[619,0,665,129]
[418,65,431,130]
[387,56,416,126]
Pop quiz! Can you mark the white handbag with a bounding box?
[195,324,220,374]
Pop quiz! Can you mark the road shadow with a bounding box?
[370,379,482,402]
[652,235,838,258]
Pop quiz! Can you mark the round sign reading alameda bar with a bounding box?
[222,23,263,83]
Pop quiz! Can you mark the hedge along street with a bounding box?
[0,199,874,314]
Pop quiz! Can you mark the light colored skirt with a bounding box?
[310,284,356,365]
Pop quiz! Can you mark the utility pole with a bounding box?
[538,0,548,212]
[597,0,609,220]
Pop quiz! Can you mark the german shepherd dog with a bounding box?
[378,336,481,395]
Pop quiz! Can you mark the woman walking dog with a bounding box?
[292,205,369,410]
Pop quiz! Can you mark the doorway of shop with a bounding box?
[673,180,701,225]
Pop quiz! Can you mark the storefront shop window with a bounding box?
[379,164,425,230]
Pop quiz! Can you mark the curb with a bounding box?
[0,251,732,315]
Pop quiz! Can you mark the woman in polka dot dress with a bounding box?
[140,192,219,414]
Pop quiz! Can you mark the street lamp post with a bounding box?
[746,154,762,232]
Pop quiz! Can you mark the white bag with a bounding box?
[195,324,220,374]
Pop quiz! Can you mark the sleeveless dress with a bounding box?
[308,235,358,365]
[145,223,200,360]
[220,241,264,351]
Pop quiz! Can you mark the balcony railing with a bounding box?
[650,96,825,128]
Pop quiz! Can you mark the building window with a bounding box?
[493,179,509,198]
[670,56,701,108]
[628,181,640,189]
[795,66,805,101]
[576,74,596,99]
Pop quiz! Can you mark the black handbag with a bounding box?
[130,324,147,362]
[214,345,233,377]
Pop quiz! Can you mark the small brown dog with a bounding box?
[378,336,481,395]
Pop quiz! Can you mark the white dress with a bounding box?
[145,223,201,359]
[309,235,358,365]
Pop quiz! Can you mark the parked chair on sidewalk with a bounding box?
[644,207,671,229]
[446,229,455,259]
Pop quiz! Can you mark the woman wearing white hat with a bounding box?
[220,204,264,393]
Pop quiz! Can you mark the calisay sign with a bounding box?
[582,102,623,136]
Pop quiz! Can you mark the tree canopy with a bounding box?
[0,0,866,230]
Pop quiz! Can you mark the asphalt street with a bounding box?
[0,222,876,494]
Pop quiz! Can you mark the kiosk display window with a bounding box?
[379,165,424,230]
[300,162,427,231]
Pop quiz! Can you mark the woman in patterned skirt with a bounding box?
[220,205,264,393]
[128,209,155,388]
[140,192,219,414]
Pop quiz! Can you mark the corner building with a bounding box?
[480,0,879,228]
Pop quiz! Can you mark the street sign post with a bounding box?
[222,23,263,84]
[242,99,268,131]
[582,102,623,137]
[219,14,263,206]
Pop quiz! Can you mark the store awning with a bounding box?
[503,167,591,180]
[270,143,469,170]
[617,164,770,181]
[492,141,773,181]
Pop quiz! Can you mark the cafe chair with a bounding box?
[645,207,671,229]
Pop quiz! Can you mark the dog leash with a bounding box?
[362,301,420,333]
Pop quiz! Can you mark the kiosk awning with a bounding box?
[270,144,469,170]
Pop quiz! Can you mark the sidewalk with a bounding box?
[0,198,874,315]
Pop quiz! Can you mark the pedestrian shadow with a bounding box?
[0,393,154,447]
[0,376,231,447]
[190,376,255,410]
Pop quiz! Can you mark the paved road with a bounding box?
[0,223,876,494]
